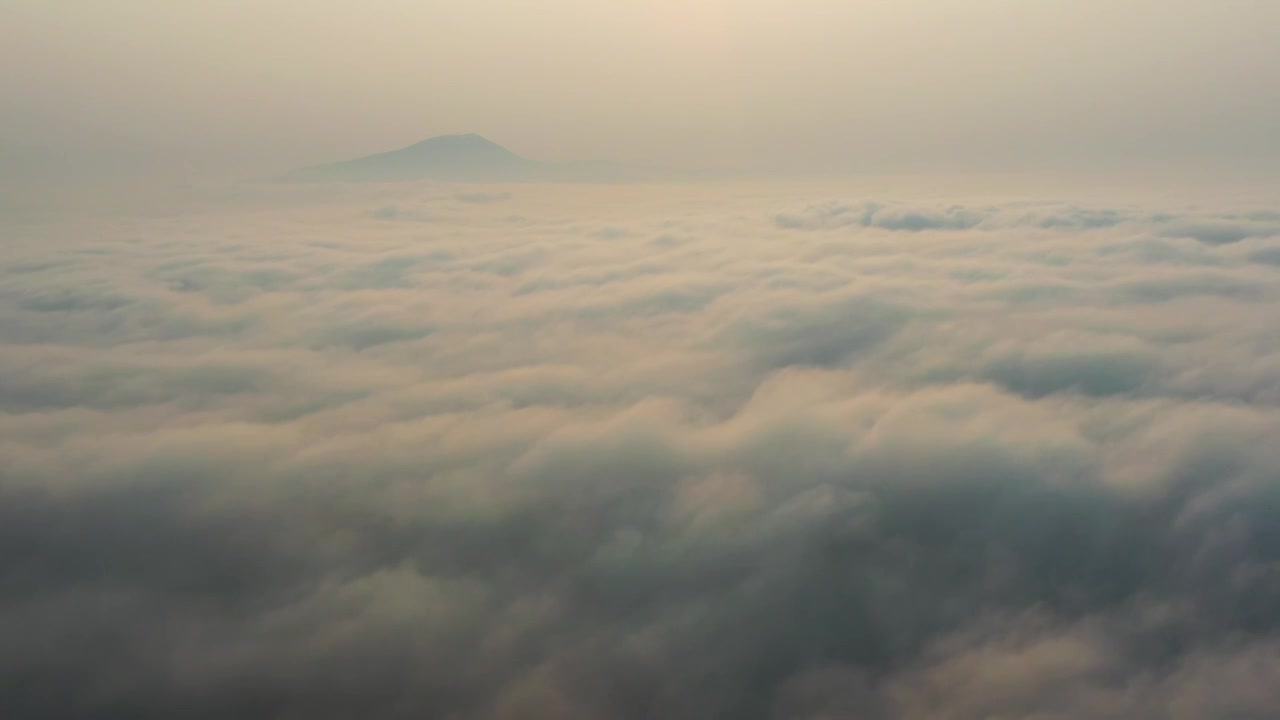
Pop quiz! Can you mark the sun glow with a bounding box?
[652,0,734,54]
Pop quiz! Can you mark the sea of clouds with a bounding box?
[4,179,1280,718]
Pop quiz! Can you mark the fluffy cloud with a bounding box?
[3,181,1280,718]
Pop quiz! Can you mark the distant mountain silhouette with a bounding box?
[284,134,632,183]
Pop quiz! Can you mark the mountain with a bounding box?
[284,134,631,183]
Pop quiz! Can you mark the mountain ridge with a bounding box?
[284,134,630,183]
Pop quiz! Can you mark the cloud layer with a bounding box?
[4,182,1280,718]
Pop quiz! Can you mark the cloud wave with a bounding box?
[4,182,1280,718]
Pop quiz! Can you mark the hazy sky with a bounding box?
[4,0,1279,176]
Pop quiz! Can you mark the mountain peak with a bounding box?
[285,133,533,182]
[405,133,504,151]
[285,134,635,184]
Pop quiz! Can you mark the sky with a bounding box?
[4,0,1280,177]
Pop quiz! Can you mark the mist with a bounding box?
[5,0,1280,179]
[6,2,1280,719]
